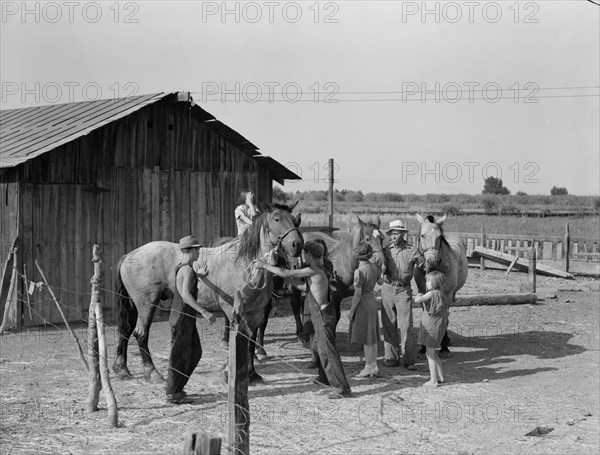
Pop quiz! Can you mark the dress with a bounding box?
[349,261,380,345]
[417,290,449,348]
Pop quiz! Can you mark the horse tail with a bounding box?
[115,256,137,335]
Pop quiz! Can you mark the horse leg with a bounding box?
[290,288,304,339]
[255,300,271,360]
[113,296,138,380]
[221,316,230,349]
[133,299,165,384]
[414,266,428,358]
[248,326,264,385]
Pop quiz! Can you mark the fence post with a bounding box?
[528,239,536,293]
[183,431,222,455]
[564,222,570,273]
[480,225,486,271]
[87,245,119,427]
[328,158,334,230]
[228,291,249,455]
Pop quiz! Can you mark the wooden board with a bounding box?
[472,246,574,279]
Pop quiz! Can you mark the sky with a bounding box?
[1,0,599,196]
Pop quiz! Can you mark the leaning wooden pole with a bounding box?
[0,237,19,334]
[87,245,118,427]
[35,260,88,371]
[228,291,250,455]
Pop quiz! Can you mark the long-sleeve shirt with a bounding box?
[384,242,417,287]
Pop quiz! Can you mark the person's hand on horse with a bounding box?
[348,311,355,323]
[196,262,209,277]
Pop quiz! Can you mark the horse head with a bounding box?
[261,202,304,263]
[355,215,386,266]
[417,213,448,272]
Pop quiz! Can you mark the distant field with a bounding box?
[301,212,600,239]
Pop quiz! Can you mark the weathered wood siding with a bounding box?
[0,182,19,323]
[3,100,274,326]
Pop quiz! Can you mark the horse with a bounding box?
[300,215,387,333]
[217,204,302,361]
[415,213,468,356]
[112,205,304,385]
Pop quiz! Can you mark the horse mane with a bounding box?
[237,211,270,262]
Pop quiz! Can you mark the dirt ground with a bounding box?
[1,269,599,455]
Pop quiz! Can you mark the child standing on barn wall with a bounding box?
[414,271,448,387]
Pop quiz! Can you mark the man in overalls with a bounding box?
[166,235,215,404]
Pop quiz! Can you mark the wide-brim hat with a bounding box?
[386,219,408,234]
[354,241,373,260]
[303,240,324,258]
[178,235,202,250]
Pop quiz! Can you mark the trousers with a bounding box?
[380,283,416,366]
[166,298,202,396]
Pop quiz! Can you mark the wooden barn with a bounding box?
[0,92,299,329]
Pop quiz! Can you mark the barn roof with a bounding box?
[0,92,300,183]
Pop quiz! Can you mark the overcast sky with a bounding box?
[1,1,598,195]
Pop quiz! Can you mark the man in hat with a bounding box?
[166,235,215,404]
[256,240,352,399]
[380,220,420,370]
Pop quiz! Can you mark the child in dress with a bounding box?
[348,242,384,378]
[414,271,448,387]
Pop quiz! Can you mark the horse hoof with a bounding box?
[249,373,265,386]
[117,370,134,381]
[438,350,451,359]
[145,371,166,384]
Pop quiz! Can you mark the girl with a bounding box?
[348,242,383,378]
[234,189,258,236]
[414,271,448,386]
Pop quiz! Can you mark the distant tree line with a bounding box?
[272,185,600,216]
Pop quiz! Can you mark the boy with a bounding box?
[256,241,351,399]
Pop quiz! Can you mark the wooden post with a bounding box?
[528,239,536,293]
[87,284,101,413]
[228,291,250,455]
[480,225,486,271]
[184,431,222,455]
[86,245,119,427]
[328,158,334,230]
[564,222,570,273]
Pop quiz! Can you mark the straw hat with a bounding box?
[178,235,202,250]
[386,219,408,234]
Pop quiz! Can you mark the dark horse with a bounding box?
[300,216,387,332]
[247,215,386,358]
[415,214,468,356]
[112,206,304,384]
